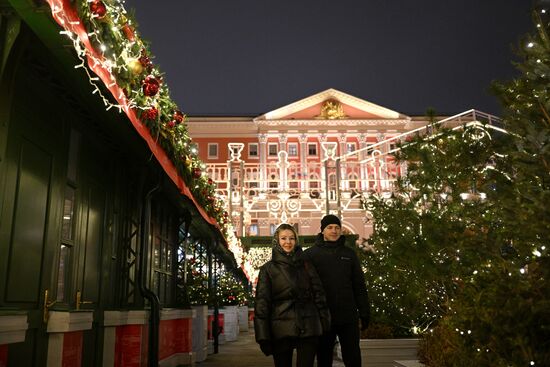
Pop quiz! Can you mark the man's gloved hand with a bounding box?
[259,341,273,356]
[360,317,369,331]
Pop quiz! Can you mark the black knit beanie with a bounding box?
[320,214,341,232]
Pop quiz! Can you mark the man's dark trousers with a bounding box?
[316,322,361,367]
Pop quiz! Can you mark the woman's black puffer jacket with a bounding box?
[254,246,330,343]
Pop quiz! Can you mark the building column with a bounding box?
[376,133,388,190]
[278,133,287,152]
[278,133,288,192]
[338,133,347,191]
[318,133,328,202]
[299,133,308,192]
[258,134,268,191]
[358,134,368,191]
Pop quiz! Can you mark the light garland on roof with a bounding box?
[44,0,254,280]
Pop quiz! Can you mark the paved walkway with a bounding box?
[197,330,345,367]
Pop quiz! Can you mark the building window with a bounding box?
[270,224,277,236]
[309,174,320,198]
[249,143,259,158]
[288,143,298,157]
[308,143,317,156]
[346,143,356,153]
[268,143,278,157]
[151,203,178,307]
[57,129,80,303]
[249,224,259,236]
[208,143,218,159]
[248,181,258,196]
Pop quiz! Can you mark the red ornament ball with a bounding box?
[139,49,152,69]
[90,0,107,19]
[166,120,176,129]
[141,107,158,121]
[173,110,185,124]
[142,75,160,97]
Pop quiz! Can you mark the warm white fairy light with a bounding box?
[57,29,118,109]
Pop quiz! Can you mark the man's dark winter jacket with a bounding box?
[254,246,331,343]
[303,234,370,326]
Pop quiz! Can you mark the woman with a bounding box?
[254,223,331,367]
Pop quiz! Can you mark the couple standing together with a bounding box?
[254,215,370,367]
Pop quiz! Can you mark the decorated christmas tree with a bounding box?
[361,121,501,338]
[216,272,252,307]
[185,257,210,306]
[430,6,550,365]
[363,5,550,365]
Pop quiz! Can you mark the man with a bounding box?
[303,214,370,367]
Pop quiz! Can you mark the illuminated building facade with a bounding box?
[189,89,439,239]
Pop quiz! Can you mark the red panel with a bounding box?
[0,345,8,367]
[141,325,148,366]
[158,317,192,359]
[174,319,192,353]
[62,331,83,367]
[207,315,213,340]
[114,325,143,367]
[158,319,177,360]
[218,314,225,335]
[207,313,224,340]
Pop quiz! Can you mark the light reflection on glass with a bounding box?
[62,187,75,240]
[56,245,69,301]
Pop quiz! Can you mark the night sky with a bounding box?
[126,0,532,117]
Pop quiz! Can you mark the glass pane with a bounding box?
[249,144,258,156]
[166,275,172,303]
[152,272,159,294]
[61,186,75,240]
[161,242,167,270]
[158,273,165,302]
[166,246,172,272]
[154,240,160,268]
[56,245,70,302]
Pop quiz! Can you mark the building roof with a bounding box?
[255,88,409,121]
